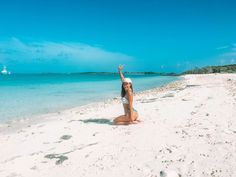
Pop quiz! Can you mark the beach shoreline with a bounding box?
[0,73,236,177]
[0,77,182,134]
[0,74,179,123]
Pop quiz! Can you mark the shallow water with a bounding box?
[0,73,179,122]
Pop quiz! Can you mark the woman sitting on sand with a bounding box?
[113,65,139,125]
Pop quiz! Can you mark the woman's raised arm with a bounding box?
[118,65,125,82]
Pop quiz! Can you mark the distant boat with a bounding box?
[1,66,11,75]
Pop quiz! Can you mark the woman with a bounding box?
[113,65,139,125]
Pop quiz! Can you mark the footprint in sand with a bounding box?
[182,98,189,101]
[30,166,37,170]
[199,153,209,158]
[161,93,175,98]
[37,124,45,128]
[140,98,158,103]
[53,135,72,143]
[6,172,22,177]
[160,170,181,177]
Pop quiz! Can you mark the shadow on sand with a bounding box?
[78,118,114,125]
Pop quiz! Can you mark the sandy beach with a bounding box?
[0,73,236,177]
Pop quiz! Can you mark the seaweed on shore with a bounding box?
[60,135,72,140]
[44,154,68,165]
[44,142,98,165]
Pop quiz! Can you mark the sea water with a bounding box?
[0,74,179,122]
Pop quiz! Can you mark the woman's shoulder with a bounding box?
[127,88,133,95]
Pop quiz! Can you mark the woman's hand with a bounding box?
[118,64,123,71]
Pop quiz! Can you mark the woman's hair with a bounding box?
[121,83,133,97]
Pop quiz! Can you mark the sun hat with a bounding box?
[123,78,132,83]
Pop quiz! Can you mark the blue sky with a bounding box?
[0,0,236,73]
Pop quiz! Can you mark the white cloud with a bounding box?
[221,44,236,56]
[216,45,229,50]
[176,63,181,67]
[217,44,236,65]
[160,65,165,69]
[0,38,134,72]
[222,52,236,57]
[220,59,226,64]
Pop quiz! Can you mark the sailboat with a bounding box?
[1,66,11,75]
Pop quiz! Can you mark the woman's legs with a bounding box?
[113,115,131,125]
[113,112,139,125]
[132,111,138,121]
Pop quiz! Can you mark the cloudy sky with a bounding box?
[0,0,236,73]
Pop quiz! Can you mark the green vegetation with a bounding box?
[12,64,236,76]
[182,64,236,74]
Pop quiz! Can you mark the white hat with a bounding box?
[123,78,132,83]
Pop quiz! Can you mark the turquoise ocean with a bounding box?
[0,74,179,122]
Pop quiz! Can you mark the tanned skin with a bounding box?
[113,65,138,125]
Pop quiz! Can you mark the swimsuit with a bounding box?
[121,94,129,104]
[121,94,138,116]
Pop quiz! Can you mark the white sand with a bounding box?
[0,74,236,177]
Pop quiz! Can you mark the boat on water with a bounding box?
[1,66,11,75]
